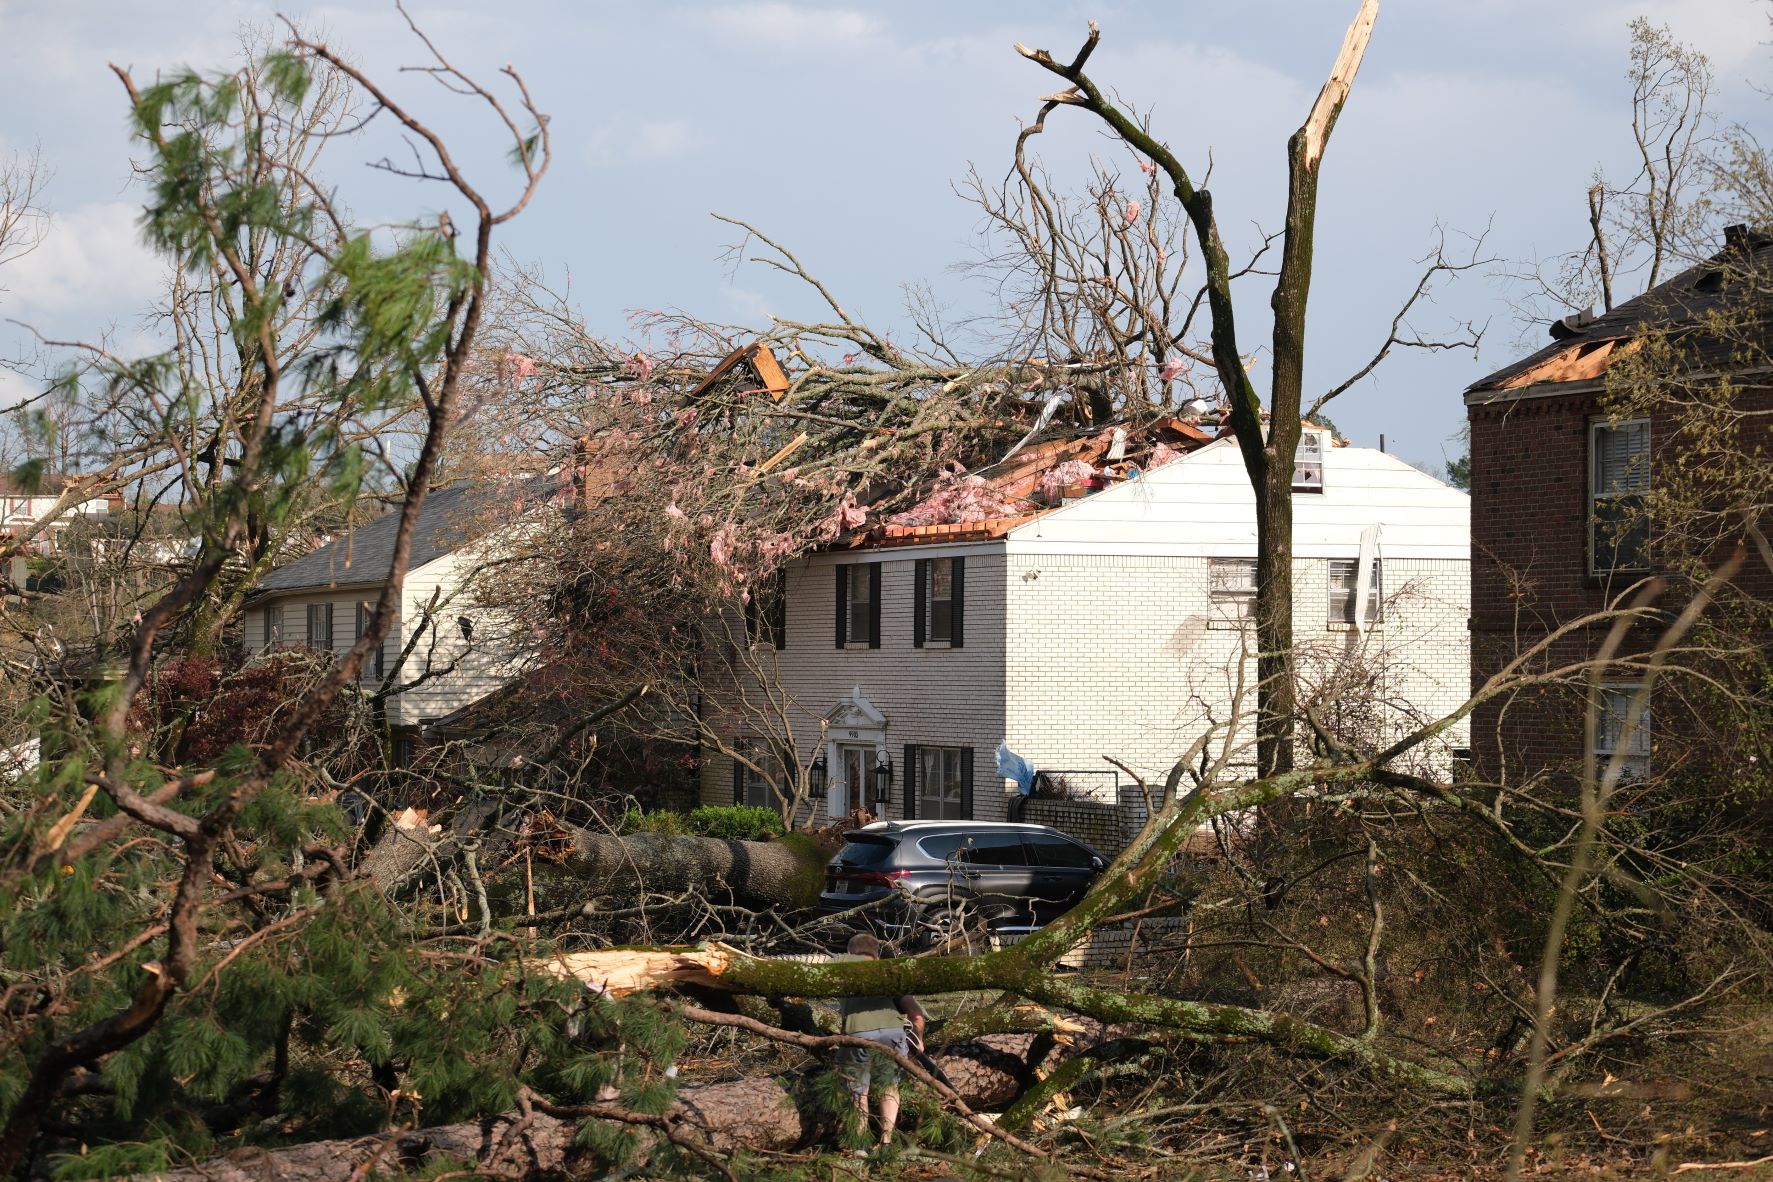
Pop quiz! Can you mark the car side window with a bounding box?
[958,833,1028,866]
[1025,834,1096,868]
[917,834,967,862]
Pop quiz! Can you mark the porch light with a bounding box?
[872,757,893,803]
[807,756,827,798]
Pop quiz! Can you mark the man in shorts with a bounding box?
[832,932,927,1152]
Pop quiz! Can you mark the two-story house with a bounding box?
[242,482,523,761]
[1465,225,1772,784]
[699,424,1472,823]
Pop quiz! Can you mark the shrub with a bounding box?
[618,805,784,841]
[685,805,784,841]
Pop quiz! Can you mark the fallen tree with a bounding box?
[365,818,827,910]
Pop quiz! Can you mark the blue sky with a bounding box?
[1,0,1768,473]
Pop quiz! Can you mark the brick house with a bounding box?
[1465,226,1773,783]
[699,423,1472,823]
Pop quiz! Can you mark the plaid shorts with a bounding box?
[833,1025,909,1094]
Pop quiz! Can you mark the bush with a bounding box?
[619,805,784,841]
[686,804,785,841]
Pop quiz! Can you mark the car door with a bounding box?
[955,831,1036,921]
[1022,833,1103,922]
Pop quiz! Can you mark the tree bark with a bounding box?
[561,830,826,909]
[364,822,827,910]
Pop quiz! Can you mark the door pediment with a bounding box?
[825,686,887,735]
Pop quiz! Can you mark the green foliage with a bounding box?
[620,804,785,841]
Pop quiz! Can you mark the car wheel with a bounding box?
[917,901,990,955]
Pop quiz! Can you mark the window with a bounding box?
[354,602,386,679]
[905,744,970,820]
[1328,558,1384,626]
[914,556,965,647]
[263,604,284,650]
[306,603,335,653]
[1595,684,1651,779]
[834,562,880,648]
[958,831,1027,866]
[1292,428,1326,493]
[731,746,779,809]
[745,569,787,649]
[1208,559,1256,628]
[1025,833,1097,869]
[1591,419,1650,574]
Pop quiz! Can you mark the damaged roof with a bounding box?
[857,415,1219,549]
[1468,225,1773,398]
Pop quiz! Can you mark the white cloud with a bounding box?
[586,118,704,166]
[704,3,886,53]
[0,200,165,320]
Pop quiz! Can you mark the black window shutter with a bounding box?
[732,756,744,804]
[903,744,919,819]
[867,563,882,649]
[960,747,974,819]
[950,557,965,648]
[913,559,927,648]
[771,570,787,649]
[835,565,847,648]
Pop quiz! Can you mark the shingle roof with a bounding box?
[254,482,507,595]
[1469,228,1773,394]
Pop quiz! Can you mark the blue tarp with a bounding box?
[996,742,1036,796]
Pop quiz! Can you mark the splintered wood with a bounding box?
[546,945,733,996]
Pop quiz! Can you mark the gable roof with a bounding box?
[253,482,508,596]
[1469,226,1773,397]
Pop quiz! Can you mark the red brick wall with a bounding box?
[1467,380,1773,783]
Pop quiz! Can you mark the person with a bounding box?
[831,931,926,1153]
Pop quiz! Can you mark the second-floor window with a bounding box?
[834,562,880,648]
[914,556,965,647]
[745,569,787,649]
[1328,558,1384,626]
[1208,558,1256,628]
[1591,419,1650,575]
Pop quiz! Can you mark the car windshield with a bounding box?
[832,837,895,868]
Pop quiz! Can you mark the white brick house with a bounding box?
[241,484,522,755]
[699,430,1471,823]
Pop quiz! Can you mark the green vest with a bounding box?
[833,955,903,1033]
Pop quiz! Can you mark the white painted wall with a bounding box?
[700,439,1472,820]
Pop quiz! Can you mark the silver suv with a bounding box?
[818,821,1106,949]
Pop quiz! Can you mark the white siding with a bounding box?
[243,547,521,728]
[392,545,524,727]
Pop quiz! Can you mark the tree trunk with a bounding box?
[364,821,827,910]
[560,830,826,908]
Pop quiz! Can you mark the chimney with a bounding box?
[1724,223,1750,252]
